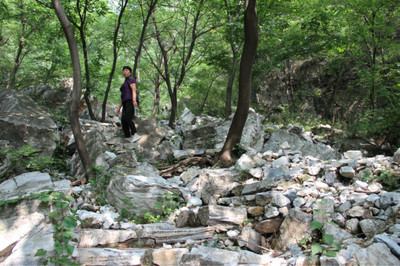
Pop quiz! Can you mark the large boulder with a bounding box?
[70,128,110,179]
[0,89,59,158]
[182,108,265,151]
[106,163,181,217]
[263,128,337,160]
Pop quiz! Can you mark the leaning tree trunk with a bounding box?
[52,0,92,183]
[219,0,258,163]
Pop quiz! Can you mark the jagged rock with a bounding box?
[152,248,189,266]
[323,223,353,243]
[255,191,291,208]
[354,243,400,265]
[313,197,335,224]
[241,178,278,195]
[106,165,181,217]
[180,246,241,265]
[70,128,110,180]
[140,223,215,245]
[182,108,265,152]
[78,229,138,248]
[374,234,400,259]
[0,199,54,265]
[359,219,386,238]
[0,171,70,201]
[273,208,312,251]
[394,148,400,164]
[254,218,283,234]
[0,89,59,158]
[73,248,148,265]
[339,166,356,178]
[263,128,337,160]
[197,205,247,227]
[192,169,241,205]
[238,226,263,253]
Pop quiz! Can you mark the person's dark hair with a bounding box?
[122,66,132,74]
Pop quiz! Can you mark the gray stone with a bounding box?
[197,205,247,226]
[344,150,362,160]
[73,248,147,265]
[71,128,110,180]
[152,248,189,266]
[235,154,255,171]
[255,191,291,208]
[0,172,68,201]
[0,89,59,158]
[359,219,386,238]
[263,129,337,161]
[106,165,181,217]
[323,223,353,243]
[374,234,400,259]
[180,246,240,266]
[313,198,335,224]
[238,226,263,253]
[379,191,400,208]
[355,243,400,265]
[254,218,283,234]
[339,166,355,178]
[273,208,312,251]
[345,218,360,234]
[393,148,400,164]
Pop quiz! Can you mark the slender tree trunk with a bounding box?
[102,0,129,122]
[52,0,92,183]
[7,38,24,90]
[151,56,164,120]
[220,0,258,163]
[132,0,158,78]
[224,57,240,119]
[80,32,96,120]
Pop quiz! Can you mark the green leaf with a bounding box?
[331,242,342,251]
[311,220,323,230]
[35,248,47,257]
[325,249,337,257]
[311,243,323,256]
[323,233,334,246]
[63,216,77,229]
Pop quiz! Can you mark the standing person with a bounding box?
[116,66,141,142]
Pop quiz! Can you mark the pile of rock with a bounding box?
[1,99,400,265]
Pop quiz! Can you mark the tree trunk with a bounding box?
[219,0,258,163]
[52,0,92,183]
[80,29,96,120]
[132,0,158,78]
[101,0,129,122]
[224,57,240,120]
[7,38,24,90]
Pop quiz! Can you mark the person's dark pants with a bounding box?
[121,100,137,138]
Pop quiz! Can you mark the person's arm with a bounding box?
[130,83,138,107]
[116,101,122,115]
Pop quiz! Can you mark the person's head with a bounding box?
[122,66,132,78]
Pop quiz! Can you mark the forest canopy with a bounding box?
[1,0,399,147]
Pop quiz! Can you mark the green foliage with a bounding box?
[361,168,400,191]
[0,145,66,181]
[34,191,79,265]
[88,165,112,205]
[134,192,184,224]
[299,219,341,258]
[155,192,183,217]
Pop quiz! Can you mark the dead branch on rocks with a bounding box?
[158,156,212,177]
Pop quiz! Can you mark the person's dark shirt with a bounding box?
[120,76,136,103]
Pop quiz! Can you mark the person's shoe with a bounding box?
[130,134,141,142]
